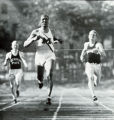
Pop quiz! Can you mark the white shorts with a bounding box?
[9,69,23,83]
[85,62,101,77]
[35,51,56,66]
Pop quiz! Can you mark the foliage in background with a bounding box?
[1,0,114,51]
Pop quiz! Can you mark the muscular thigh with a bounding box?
[44,60,54,77]
[9,69,23,83]
[85,63,94,77]
[94,64,101,76]
[9,74,15,81]
[15,69,23,83]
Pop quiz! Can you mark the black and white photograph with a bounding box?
[0,0,114,120]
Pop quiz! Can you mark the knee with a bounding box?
[10,83,13,88]
[88,76,94,85]
[88,75,94,81]
[45,65,53,78]
[15,79,19,86]
[9,74,15,81]
[49,79,53,86]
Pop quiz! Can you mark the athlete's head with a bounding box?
[11,41,19,50]
[40,14,49,28]
[88,30,98,44]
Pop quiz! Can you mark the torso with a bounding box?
[35,28,54,53]
[86,42,101,64]
[34,28,56,65]
[87,42,97,50]
[9,50,22,69]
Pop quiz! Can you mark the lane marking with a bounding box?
[30,118,114,120]
[0,101,20,111]
[0,97,31,111]
[0,96,37,111]
[78,93,114,113]
[97,101,114,113]
[0,95,51,111]
[52,90,64,120]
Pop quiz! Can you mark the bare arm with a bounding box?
[97,43,106,57]
[24,30,40,47]
[3,58,7,66]
[3,53,10,66]
[19,52,28,68]
[80,43,88,62]
[53,37,63,44]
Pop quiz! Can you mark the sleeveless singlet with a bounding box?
[10,51,22,69]
[87,42,101,64]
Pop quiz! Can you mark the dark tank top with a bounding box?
[10,51,21,69]
[87,42,101,64]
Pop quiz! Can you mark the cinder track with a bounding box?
[0,83,114,120]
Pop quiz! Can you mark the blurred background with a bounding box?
[0,0,114,86]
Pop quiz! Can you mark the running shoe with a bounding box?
[13,98,17,103]
[39,83,43,89]
[93,96,98,101]
[46,97,51,105]
[12,95,17,103]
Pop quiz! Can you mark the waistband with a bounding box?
[86,62,101,64]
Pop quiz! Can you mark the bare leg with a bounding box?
[93,74,97,87]
[88,74,98,101]
[15,73,23,97]
[45,60,54,105]
[15,81,20,97]
[87,75,95,98]
[37,65,44,89]
[95,70,101,86]
[10,82,15,100]
[9,74,17,103]
[48,60,54,97]
[47,76,53,97]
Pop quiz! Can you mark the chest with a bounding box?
[10,52,21,60]
[87,43,97,50]
[36,31,53,46]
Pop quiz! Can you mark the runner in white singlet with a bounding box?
[24,14,62,105]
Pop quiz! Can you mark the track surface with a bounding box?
[0,81,114,120]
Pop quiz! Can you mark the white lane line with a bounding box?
[0,96,37,111]
[0,97,31,111]
[0,95,48,111]
[32,118,114,120]
[78,93,114,113]
[52,90,64,120]
[97,101,114,113]
[0,101,20,111]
